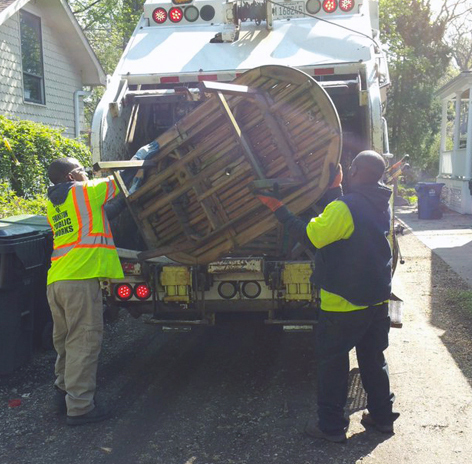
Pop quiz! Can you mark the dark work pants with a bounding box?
[316,303,395,435]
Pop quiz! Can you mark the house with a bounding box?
[0,0,105,138]
[437,71,472,214]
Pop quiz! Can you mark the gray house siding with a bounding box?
[0,4,84,138]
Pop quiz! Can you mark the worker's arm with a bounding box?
[101,141,161,221]
[305,200,354,248]
[120,141,160,189]
[104,195,127,221]
[255,163,346,249]
[272,200,353,249]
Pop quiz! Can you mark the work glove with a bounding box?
[256,192,284,212]
[254,185,293,223]
[254,186,284,212]
[128,175,143,195]
[132,140,160,161]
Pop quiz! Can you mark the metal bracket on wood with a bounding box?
[199,81,259,99]
[93,160,156,172]
[248,178,304,192]
[215,91,265,179]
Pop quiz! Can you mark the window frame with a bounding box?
[19,10,46,106]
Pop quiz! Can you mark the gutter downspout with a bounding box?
[74,90,91,139]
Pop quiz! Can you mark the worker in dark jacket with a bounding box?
[255,151,399,443]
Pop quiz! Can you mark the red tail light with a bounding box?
[115,284,133,301]
[135,283,152,300]
[339,0,355,12]
[169,7,183,23]
[152,7,167,24]
[322,0,337,13]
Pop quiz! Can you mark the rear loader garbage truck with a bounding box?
[90,0,396,330]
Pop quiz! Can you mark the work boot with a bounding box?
[361,410,400,434]
[304,419,347,443]
[53,387,67,415]
[66,405,111,426]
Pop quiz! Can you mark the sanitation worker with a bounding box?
[255,151,399,443]
[46,142,158,425]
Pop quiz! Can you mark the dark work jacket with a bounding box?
[277,184,392,306]
[312,184,392,306]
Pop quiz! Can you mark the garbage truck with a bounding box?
[90,0,395,329]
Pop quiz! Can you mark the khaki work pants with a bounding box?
[47,279,103,416]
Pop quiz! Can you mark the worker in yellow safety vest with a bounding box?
[46,142,159,426]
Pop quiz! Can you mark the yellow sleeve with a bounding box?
[86,176,119,206]
[306,200,354,249]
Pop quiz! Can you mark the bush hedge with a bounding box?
[0,116,91,198]
[0,116,91,218]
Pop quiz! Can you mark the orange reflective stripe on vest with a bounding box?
[47,177,124,284]
[51,183,115,260]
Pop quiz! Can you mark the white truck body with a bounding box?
[91,0,391,328]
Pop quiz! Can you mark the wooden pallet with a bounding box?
[105,65,342,264]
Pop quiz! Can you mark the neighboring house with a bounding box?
[0,0,105,138]
[437,71,472,214]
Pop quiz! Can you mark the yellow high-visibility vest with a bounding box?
[47,177,124,285]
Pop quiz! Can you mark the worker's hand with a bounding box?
[328,163,343,189]
[128,176,143,195]
[254,189,284,212]
[132,141,160,161]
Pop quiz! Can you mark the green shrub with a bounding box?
[0,116,91,199]
[0,182,47,218]
[397,183,417,205]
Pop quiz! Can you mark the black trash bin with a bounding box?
[415,182,445,219]
[0,215,52,374]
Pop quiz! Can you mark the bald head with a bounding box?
[48,158,81,185]
[349,150,386,186]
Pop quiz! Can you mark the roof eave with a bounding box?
[437,71,472,99]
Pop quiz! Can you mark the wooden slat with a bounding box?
[138,147,241,220]
[122,65,341,264]
[215,91,265,180]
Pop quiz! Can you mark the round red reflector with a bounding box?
[322,0,337,13]
[152,7,167,24]
[134,283,151,300]
[116,284,133,301]
[169,7,183,23]
[339,0,354,12]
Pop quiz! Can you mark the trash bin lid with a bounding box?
[0,222,39,239]
[0,214,51,235]
[416,182,445,187]
[0,216,48,270]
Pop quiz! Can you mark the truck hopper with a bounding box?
[95,65,342,264]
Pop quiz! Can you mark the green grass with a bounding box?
[446,289,472,315]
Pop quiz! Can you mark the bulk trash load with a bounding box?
[97,65,342,265]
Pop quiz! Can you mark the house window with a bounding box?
[20,11,45,104]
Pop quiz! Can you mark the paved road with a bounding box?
[396,205,472,287]
[1,226,472,463]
